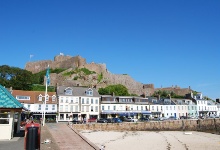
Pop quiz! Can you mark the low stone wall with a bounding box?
[72,119,220,134]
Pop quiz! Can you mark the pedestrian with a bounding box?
[100,145,105,150]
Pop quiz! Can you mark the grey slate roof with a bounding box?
[0,85,23,109]
[57,86,100,97]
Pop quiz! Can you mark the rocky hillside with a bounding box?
[25,54,147,96]
[25,54,192,97]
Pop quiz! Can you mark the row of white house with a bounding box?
[10,86,220,122]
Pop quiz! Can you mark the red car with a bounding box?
[87,118,97,123]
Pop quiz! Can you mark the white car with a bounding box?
[126,117,138,122]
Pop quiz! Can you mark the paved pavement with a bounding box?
[0,123,100,150]
[46,123,99,150]
[0,130,24,150]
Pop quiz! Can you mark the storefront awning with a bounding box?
[101,110,151,115]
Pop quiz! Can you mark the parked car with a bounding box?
[153,117,160,121]
[180,116,187,119]
[88,118,97,123]
[125,117,138,122]
[71,118,81,124]
[159,117,168,121]
[112,118,122,123]
[168,116,178,120]
[138,117,149,122]
[106,118,113,123]
[97,118,108,123]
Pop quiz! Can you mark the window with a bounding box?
[152,106,154,110]
[52,95,56,101]
[141,106,143,110]
[102,106,104,110]
[16,95,30,100]
[70,105,73,112]
[46,105,48,110]
[75,106,78,112]
[60,105,63,112]
[82,106,84,112]
[91,99,93,104]
[95,106,98,112]
[46,95,49,101]
[60,97,63,103]
[38,105,41,110]
[95,99,98,104]
[65,89,72,95]
[108,106,110,110]
[86,89,93,96]
[52,105,55,110]
[66,97,69,103]
[76,98,79,103]
[86,98,89,104]
[65,105,68,111]
[137,106,138,110]
[82,98,84,104]
[38,95,42,101]
[86,106,90,112]
[113,106,116,110]
[0,112,10,124]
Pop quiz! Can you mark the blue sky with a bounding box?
[0,0,219,99]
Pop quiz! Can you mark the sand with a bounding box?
[80,130,220,150]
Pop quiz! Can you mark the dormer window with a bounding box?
[46,94,49,101]
[52,95,56,101]
[65,88,72,95]
[38,94,42,101]
[86,88,93,96]
[152,99,157,103]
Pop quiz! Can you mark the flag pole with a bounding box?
[43,65,50,126]
[43,80,47,126]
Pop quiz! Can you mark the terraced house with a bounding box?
[11,90,57,122]
[100,95,151,119]
[56,86,100,122]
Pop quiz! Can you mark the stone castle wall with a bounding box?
[25,55,86,74]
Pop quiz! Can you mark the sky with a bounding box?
[0,0,219,100]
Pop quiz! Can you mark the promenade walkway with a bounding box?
[45,123,100,150]
[0,123,100,150]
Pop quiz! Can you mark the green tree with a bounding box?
[98,84,130,96]
[0,65,34,90]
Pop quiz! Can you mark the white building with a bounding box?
[11,90,57,121]
[100,96,151,119]
[56,86,100,122]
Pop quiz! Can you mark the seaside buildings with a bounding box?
[6,86,220,122]
[10,90,57,121]
[56,86,100,122]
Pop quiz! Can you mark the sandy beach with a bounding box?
[80,130,220,150]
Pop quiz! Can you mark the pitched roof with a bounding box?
[0,85,23,108]
[11,90,57,104]
[57,86,100,97]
